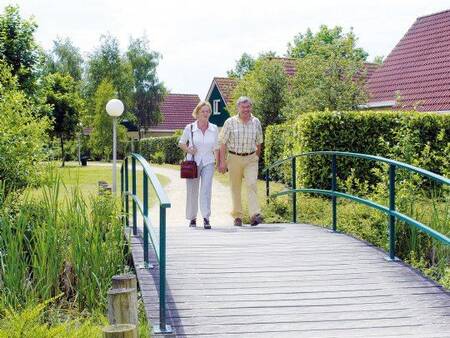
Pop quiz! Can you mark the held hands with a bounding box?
[218,160,227,174]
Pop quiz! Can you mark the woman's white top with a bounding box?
[179,121,219,166]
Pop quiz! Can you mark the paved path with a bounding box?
[148,166,234,228]
[125,163,450,338]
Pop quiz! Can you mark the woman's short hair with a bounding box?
[236,96,253,107]
[192,101,212,118]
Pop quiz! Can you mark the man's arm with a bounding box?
[256,143,262,157]
[219,143,228,173]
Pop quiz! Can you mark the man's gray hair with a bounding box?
[236,96,253,107]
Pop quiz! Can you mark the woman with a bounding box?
[178,101,219,229]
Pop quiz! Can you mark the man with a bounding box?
[218,96,263,226]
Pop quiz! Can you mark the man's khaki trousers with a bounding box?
[227,153,261,219]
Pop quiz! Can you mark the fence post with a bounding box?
[389,164,396,260]
[132,157,137,235]
[125,158,129,228]
[143,172,149,266]
[331,154,337,232]
[265,170,270,204]
[291,157,297,223]
[153,205,172,334]
[102,324,137,338]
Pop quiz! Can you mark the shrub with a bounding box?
[139,133,184,164]
[151,150,165,164]
[0,61,50,192]
[264,111,450,190]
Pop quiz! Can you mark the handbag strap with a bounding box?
[185,123,195,161]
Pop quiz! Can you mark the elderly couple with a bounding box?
[178,96,263,229]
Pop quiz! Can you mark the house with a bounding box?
[366,9,450,112]
[147,93,200,136]
[206,57,377,126]
[205,77,237,127]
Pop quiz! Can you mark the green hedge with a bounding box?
[139,133,184,164]
[264,111,450,189]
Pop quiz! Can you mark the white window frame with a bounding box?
[213,99,220,115]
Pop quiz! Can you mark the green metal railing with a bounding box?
[120,153,172,334]
[263,151,450,260]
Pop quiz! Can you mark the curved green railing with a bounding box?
[120,153,172,334]
[263,151,450,260]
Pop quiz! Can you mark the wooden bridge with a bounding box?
[122,153,450,337]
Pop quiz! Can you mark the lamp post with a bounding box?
[106,99,124,193]
[77,122,83,166]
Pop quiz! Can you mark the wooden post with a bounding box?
[112,274,137,290]
[107,288,138,325]
[102,324,137,338]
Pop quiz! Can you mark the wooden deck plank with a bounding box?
[128,223,450,337]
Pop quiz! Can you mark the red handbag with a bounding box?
[180,124,198,179]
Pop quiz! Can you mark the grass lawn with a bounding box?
[28,162,170,203]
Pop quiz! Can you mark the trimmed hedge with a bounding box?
[139,134,184,164]
[264,111,450,189]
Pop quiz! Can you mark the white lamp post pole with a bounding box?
[106,99,124,194]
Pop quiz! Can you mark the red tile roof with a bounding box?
[213,77,238,105]
[151,94,200,131]
[367,9,450,111]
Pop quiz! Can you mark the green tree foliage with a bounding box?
[0,5,40,93]
[227,52,256,79]
[0,61,49,191]
[126,35,165,130]
[44,37,83,81]
[285,25,368,115]
[231,57,289,129]
[42,72,84,166]
[287,25,368,61]
[89,80,127,160]
[85,34,134,114]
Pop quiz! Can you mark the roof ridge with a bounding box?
[417,8,450,20]
[167,93,200,97]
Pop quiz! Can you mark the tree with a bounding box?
[287,25,368,61]
[0,5,40,93]
[43,72,84,166]
[126,35,165,131]
[89,80,127,160]
[231,58,289,129]
[284,25,368,115]
[0,61,49,192]
[227,53,256,79]
[85,34,134,113]
[45,37,83,81]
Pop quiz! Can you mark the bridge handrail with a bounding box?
[263,151,450,259]
[263,151,450,186]
[120,153,171,333]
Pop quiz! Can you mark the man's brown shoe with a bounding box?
[250,214,263,226]
[234,218,243,227]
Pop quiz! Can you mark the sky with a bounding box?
[3,0,450,99]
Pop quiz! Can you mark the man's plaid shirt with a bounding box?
[219,115,263,154]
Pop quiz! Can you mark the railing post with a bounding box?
[132,157,137,235]
[158,206,170,333]
[291,157,297,223]
[143,172,149,266]
[265,170,270,204]
[125,158,129,228]
[120,165,124,226]
[389,164,396,260]
[331,154,337,232]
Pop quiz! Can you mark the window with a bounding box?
[213,99,220,115]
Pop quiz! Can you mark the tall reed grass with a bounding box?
[0,175,128,311]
